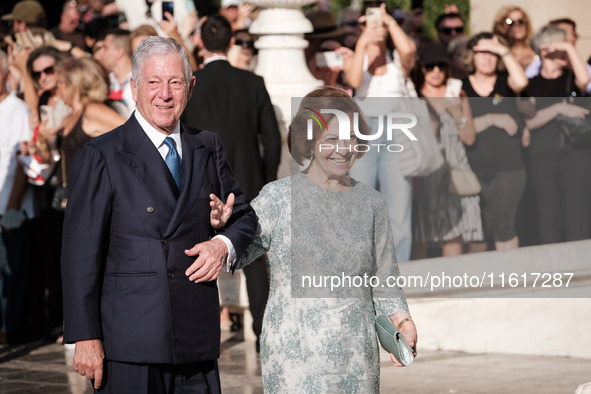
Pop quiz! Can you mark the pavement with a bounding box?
[0,332,590,394]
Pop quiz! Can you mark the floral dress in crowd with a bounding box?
[413,112,484,243]
[236,172,409,393]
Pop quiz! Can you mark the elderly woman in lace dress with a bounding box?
[214,86,417,393]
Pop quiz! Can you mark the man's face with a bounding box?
[61,6,80,34]
[557,23,577,46]
[12,19,27,33]
[92,40,105,62]
[438,17,465,46]
[131,54,195,134]
[98,34,119,71]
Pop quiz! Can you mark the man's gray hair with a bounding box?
[131,36,192,84]
[530,24,567,57]
[0,50,8,75]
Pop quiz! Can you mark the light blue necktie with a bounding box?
[163,136,182,190]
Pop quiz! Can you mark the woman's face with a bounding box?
[312,117,357,179]
[32,55,58,92]
[473,40,498,75]
[422,63,448,88]
[541,38,569,68]
[234,32,255,62]
[505,10,528,41]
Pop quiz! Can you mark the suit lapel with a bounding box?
[115,115,178,215]
[164,125,210,237]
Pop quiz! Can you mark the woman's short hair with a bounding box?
[462,32,508,74]
[530,24,567,58]
[132,36,192,85]
[288,86,370,165]
[411,42,452,92]
[130,24,158,42]
[26,46,68,90]
[61,57,110,104]
[492,5,533,43]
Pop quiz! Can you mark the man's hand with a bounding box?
[184,238,228,282]
[73,339,105,389]
[209,193,234,230]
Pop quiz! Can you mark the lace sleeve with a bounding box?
[234,179,286,269]
[371,195,410,317]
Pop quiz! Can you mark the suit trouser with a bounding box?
[242,254,269,343]
[96,359,221,394]
[0,219,31,337]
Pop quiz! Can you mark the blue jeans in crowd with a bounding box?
[348,116,413,262]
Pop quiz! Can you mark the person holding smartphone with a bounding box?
[343,2,416,263]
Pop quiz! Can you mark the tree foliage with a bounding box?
[329,0,470,38]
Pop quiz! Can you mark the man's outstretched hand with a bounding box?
[209,193,234,230]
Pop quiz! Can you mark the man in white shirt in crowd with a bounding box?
[94,28,136,117]
[0,50,35,344]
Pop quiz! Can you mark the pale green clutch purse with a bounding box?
[375,315,414,366]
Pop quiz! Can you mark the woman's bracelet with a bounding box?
[501,48,511,58]
[458,116,468,129]
[397,317,413,331]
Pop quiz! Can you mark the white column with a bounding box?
[249,1,323,178]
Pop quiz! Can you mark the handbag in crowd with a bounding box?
[375,315,414,366]
[51,151,69,212]
[556,71,591,148]
[555,114,591,147]
[449,168,481,196]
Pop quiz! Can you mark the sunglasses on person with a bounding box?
[505,18,525,27]
[439,26,464,35]
[423,62,449,72]
[235,38,255,49]
[32,65,56,80]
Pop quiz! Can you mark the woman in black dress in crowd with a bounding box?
[523,24,591,244]
[461,32,528,250]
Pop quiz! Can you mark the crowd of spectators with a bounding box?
[0,0,590,345]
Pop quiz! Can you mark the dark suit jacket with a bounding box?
[61,115,257,364]
[182,60,281,201]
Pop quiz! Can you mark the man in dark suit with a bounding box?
[61,36,257,393]
[182,14,281,352]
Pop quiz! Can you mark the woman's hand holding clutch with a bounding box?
[388,313,418,367]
